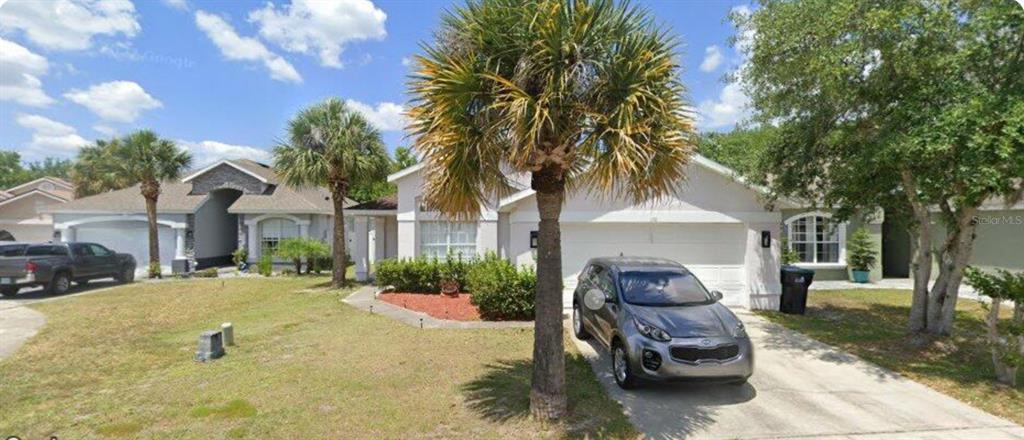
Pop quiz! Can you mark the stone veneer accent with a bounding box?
[190,163,269,195]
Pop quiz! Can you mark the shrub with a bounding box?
[148,262,161,279]
[281,268,297,276]
[377,258,441,293]
[847,228,877,271]
[780,237,800,265]
[257,254,273,277]
[194,268,219,278]
[964,267,1024,387]
[439,254,471,293]
[231,248,248,267]
[466,252,535,320]
[312,256,332,274]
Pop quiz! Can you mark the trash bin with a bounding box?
[780,265,815,314]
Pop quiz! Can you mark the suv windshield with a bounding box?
[619,270,712,306]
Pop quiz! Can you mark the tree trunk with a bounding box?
[529,168,568,421]
[330,181,348,288]
[926,207,978,335]
[902,170,931,333]
[142,180,161,279]
[986,301,1018,386]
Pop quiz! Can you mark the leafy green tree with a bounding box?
[275,237,330,274]
[348,147,421,203]
[739,0,1024,335]
[0,150,27,189]
[409,0,694,418]
[273,98,391,288]
[697,127,775,177]
[392,146,418,170]
[25,157,71,181]
[0,150,72,189]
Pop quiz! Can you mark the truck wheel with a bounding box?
[47,272,71,295]
[116,266,135,284]
[0,286,17,297]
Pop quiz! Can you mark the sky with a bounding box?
[0,0,753,167]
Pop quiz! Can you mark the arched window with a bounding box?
[785,213,846,265]
[260,218,299,256]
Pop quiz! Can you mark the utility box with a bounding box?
[195,330,225,361]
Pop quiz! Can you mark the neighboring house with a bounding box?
[0,177,74,242]
[42,159,366,275]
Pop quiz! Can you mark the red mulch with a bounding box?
[378,293,481,321]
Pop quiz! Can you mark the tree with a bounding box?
[964,267,1024,387]
[25,157,71,181]
[348,147,421,203]
[392,146,418,170]
[739,0,1024,335]
[275,237,330,274]
[273,98,391,288]
[697,127,776,178]
[71,139,137,198]
[0,150,26,189]
[0,150,72,189]
[116,131,192,278]
[409,0,694,419]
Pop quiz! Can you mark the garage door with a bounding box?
[561,223,747,307]
[76,221,176,275]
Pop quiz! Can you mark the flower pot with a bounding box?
[440,280,460,297]
[851,270,870,284]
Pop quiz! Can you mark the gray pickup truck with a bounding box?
[0,242,136,296]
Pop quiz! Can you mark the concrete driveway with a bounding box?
[573,310,1024,440]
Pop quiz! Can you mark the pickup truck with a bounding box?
[0,242,136,296]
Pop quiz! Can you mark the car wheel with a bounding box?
[572,302,591,340]
[0,286,17,297]
[48,272,71,295]
[116,266,135,284]
[611,341,640,389]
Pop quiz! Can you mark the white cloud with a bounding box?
[93,124,117,137]
[0,37,54,107]
[162,0,188,11]
[194,10,302,83]
[248,0,387,69]
[699,45,724,73]
[15,113,90,158]
[697,81,751,129]
[64,80,163,123]
[0,0,139,51]
[345,100,407,132]
[177,139,272,168]
[401,56,412,67]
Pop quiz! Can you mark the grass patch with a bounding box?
[0,277,635,439]
[757,289,1023,425]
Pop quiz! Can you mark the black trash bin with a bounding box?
[780,266,815,314]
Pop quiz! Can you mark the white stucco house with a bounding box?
[383,155,792,310]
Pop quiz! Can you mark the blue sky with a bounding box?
[0,0,752,167]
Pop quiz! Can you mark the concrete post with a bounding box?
[354,216,369,281]
[174,227,186,259]
[373,217,387,264]
[60,227,75,243]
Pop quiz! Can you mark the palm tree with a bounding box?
[409,0,694,419]
[71,138,134,198]
[117,130,192,278]
[273,98,391,288]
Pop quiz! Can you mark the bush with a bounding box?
[964,267,1024,387]
[148,262,161,279]
[466,252,535,320]
[258,254,273,277]
[281,268,297,276]
[780,237,800,265]
[376,258,441,293]
[231,248,248,267]
[194,268,219,278]
[275,237,331,274]
[312,256,332,274]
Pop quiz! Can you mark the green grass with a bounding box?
[0,277,636,439]
[757,289,1023,425]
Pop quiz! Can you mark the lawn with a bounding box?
[757,289,1023,426]
[0,277,636,439]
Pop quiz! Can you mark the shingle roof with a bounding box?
[228,159,278,184]
[228,185,335,214]
[348,195,397,211]
[0,190,11,202]
[42,182,205,214]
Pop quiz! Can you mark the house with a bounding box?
[43,159,365,275]
[0,177,74,242]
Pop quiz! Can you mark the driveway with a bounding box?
[573,310,1024,440]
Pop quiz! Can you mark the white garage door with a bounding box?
[561,223,747,307]
[76,221,176,275]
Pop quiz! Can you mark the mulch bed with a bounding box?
[378,293,481,321]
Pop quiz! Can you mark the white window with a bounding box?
[260,218,299,256]
[420,221,477,259]
[786,213,845,264]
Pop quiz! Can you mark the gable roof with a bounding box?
[228,185,340,214]
[181,159,277,184]
[42,182,206,214]
[0,188,70,208]
[347,195,397,212]
[0,190,11,202]
[5,176,73,195]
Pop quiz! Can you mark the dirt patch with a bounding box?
[378,293,481,321]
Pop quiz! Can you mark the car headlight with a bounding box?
[634,318,671,342]
[732,322,747,338]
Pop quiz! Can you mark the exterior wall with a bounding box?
[0,192,63,242]
[931,209,1024,272]
[193,190,239,262]
[52,212,188,275]
[779,208,883,282]
[241,213,349,263]
[189,163,268,195]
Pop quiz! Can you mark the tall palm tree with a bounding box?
[409,0,694,419]
[117,130,192,278]
[71,138,134,198]
[273,98,391,288]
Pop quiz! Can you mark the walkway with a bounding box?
[572,310,1024,440]
[343,286,532,329]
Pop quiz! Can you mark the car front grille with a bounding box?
[670,344,740,363]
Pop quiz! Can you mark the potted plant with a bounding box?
[846,228,877,283]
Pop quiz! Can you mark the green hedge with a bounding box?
[377,253,535,320]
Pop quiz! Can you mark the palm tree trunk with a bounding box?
[529,169,567,421]
[330,181,348,288]
[142,180,161,279]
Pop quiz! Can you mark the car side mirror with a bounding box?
[711,290,724,302]
[583,288,607,311]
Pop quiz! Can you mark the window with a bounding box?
[25,245,68,256]
[260,218,299,256]
[786,214,843,264]
[88,244,113,257]
[420,221,477,259]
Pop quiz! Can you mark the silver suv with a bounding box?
[572,257,753,389]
